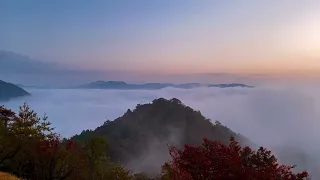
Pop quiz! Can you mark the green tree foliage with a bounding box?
[84,136,108,180]
[0,103,53,170]
[0,104,132,179]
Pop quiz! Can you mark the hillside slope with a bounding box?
[73,98,250,174]
[0,80,30,101]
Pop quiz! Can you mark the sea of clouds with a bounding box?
[3,86,320,165]
[3,85,320,174]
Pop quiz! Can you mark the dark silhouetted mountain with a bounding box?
[208,83,254,88]
[76,81,253,90]
[173,83,201,89]
[72,98,250,174]
[0,80,30,101]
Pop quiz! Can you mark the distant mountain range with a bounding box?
[0,80,30,101]
[76,81,254,90]
[208,83,254,88]
[1,50,259,87]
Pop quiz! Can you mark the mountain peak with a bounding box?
[73,98,250,174]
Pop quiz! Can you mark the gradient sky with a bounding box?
[1,0,320,76]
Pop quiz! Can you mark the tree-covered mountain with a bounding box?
[73,98,251,174]
[76,80,253,90]
[0,80,30,101]
[0,101,310,179]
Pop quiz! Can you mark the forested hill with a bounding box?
[0,80,30,101]
[73,98,251,174]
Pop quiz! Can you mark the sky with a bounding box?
[1,0,320,81]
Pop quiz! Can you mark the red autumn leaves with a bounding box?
[163,137,309,180]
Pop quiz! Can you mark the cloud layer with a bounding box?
[2,86,320,164]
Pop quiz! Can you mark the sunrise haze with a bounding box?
[1,0,320,82]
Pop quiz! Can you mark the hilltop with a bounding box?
[73,98,250,174]
[0,80,30,101]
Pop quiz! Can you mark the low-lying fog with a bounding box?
[3,85,320,174]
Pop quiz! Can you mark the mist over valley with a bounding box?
[2,84,320,176]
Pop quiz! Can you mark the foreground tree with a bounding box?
[0,104,132,179]
[0,103,53,168]
[163,137,309,180]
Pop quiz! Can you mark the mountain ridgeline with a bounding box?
[73,98,250,174]
[76,81,254,90]
[0,80,30,101]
